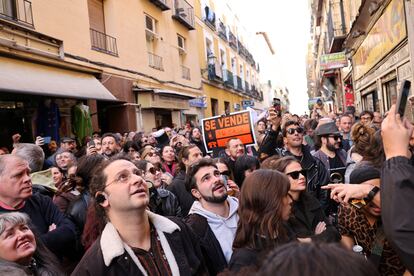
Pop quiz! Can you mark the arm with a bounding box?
[39,195,78,258]
[341,235,355,250]
[323,184,380,207]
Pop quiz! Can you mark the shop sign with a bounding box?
[201,110,257,153]
[353,0,406,80]
[242,100,254,108]
[189,98,207,108]
[320,52,347,70]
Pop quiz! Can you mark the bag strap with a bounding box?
[368,223,386,268]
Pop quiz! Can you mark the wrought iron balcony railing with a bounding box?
[223,70,234,88]
[236,76,244,92]
[218,20,227,41]
[173,0,195,30]
[90,28,118,56]
[148,52,164,71]
[181,65,190,80]
[228,31,238,51]
[148,0,170,11]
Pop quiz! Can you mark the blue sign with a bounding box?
[242,100,254,108]
[189,98,207,108]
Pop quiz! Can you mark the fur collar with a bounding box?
[100,210,181,275]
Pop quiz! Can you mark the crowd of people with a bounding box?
[0,104,413,276]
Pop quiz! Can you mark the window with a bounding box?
[224,101,230,114]
[145,14,158,41]
[211,98,219,116]
[177,34,186,54]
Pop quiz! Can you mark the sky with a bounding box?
[227,0,311,114]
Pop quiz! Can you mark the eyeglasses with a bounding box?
[328,135,342,141]
[105,169,143,187]
[286,169,306,180]
[286,127,304,135]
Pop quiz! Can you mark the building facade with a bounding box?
[308,0,414,115]
[195,0,263,119]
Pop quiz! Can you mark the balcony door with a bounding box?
[88,0,105,33]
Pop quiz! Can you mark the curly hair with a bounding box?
[351,123,384,168]
[233,169,290,250]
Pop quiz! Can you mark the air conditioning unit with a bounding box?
[145,15,158,41]
[177,35,186,54]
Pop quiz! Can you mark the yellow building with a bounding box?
[194,0,263,118]
[0,0,204,145]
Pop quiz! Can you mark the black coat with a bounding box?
[381,156,414,274]
[288,192,340,243]
[185,214,227,275]
[167,171,194,216]
[149,187,182,217]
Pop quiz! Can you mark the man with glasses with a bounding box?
[274,121,330,213]
[185,158,239,275]
[73,157,206,275]
[360,110,374,126]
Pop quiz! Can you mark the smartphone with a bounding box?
[88,140,95,147]
[221,174,228,190]
[272,98,281,116]
[396,80,411,117]
[43,136,51,144]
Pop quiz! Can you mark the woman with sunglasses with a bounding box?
[271,156,340,243]
[136,160,182,217]
[140,146,162,165]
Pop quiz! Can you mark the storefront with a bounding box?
[349,0,411,114]
[0,55,118,148]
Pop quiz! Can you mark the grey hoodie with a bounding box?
[188,196,239,263]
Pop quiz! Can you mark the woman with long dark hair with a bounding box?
[271,156,340,243]
[229,169,293,272]
[160,145,178,177]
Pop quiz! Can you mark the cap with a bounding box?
[61,137,75,143]
[349,165,380,184]
[315,122,340,136]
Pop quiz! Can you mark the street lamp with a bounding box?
[201,53,217,74]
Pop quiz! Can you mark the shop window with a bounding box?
[211,98,218,116]
[362,91,379,112]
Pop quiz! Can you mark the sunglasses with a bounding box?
[328,135,342,141]
[286,127,304,135]
[148,167,161,175]
[286,169,306,180]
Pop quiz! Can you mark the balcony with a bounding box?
[207,61,223,82]
[173,0,195,30]
[90,28,118,56]
[148,52,164,71]
[228,31,238,51]
[203,5,216,31]
[244,81,250,94]
[218,20,227,41]
[181,65,190,80]
[223,70,234,88]
[236,76,243,92]
[0,0,34,27]
[148,0,170,11]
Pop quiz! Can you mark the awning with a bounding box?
[0,56,117,101]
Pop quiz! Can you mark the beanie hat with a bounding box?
[349,165,380,184]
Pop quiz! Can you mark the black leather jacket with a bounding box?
[149,187,182,217]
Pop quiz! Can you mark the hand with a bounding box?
[227,179,240,198]
[323,183,372,203]
[48,223,56,232]
[267,107,282,131]
[12,133,21,144]
[381,104,413,159]
[314,221,327,235]
[35,136,44,146]
[86,145,97,155]
[161,173,173,186]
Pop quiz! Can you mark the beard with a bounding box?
[326,142,337,152]
[200,192,228,203]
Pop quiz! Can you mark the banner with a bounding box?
[201,110,257,153]
[320,52,348,70]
